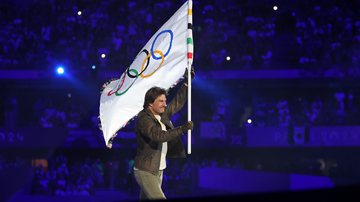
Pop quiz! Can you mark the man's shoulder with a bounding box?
[138,109,149,117]
[137,109,154,120]
[136,109,157,130]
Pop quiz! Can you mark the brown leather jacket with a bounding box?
[134,85,187,174]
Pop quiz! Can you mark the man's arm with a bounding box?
[165,67,194,118]
[164,84,187,118]
[137,114,192,142]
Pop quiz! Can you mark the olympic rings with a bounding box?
[107,73,126,96]
[115,73,137,96]
[110,49,164,96]
[108,69,139,96]
[107,29,173,97]
[151,30,173,60]
[127,49,150,78]
[140,50,164,78]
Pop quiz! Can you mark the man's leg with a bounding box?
[134,169,166,200]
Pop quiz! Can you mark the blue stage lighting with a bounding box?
[57,66,65,75]
[92,65,96,70]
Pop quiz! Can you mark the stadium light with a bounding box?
[56,66,65,75]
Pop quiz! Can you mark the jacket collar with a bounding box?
[143,108,170,123]
[141,108,173,129]
[144,108,159,121]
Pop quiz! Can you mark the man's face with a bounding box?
[149,94,167,115]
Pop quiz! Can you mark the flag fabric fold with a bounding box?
[100,1,192,148]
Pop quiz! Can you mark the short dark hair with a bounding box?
[143,87,167,109]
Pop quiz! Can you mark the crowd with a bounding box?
[31,155,104,196]
[0,0,358,74]
[29,154,195,196]
[1,87,359,137]
[247,89,360,127]
[27,149,360,196]
[0,87,358,151]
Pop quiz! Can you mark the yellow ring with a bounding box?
[140,50,165,78]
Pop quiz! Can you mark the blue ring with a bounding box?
[150,30,173,60]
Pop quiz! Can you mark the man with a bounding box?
[133,68,194,200]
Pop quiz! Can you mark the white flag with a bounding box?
[100,1,192,148]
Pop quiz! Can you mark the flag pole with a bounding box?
[187,0,193,154]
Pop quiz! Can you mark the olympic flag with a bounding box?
[100,0,193,149]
